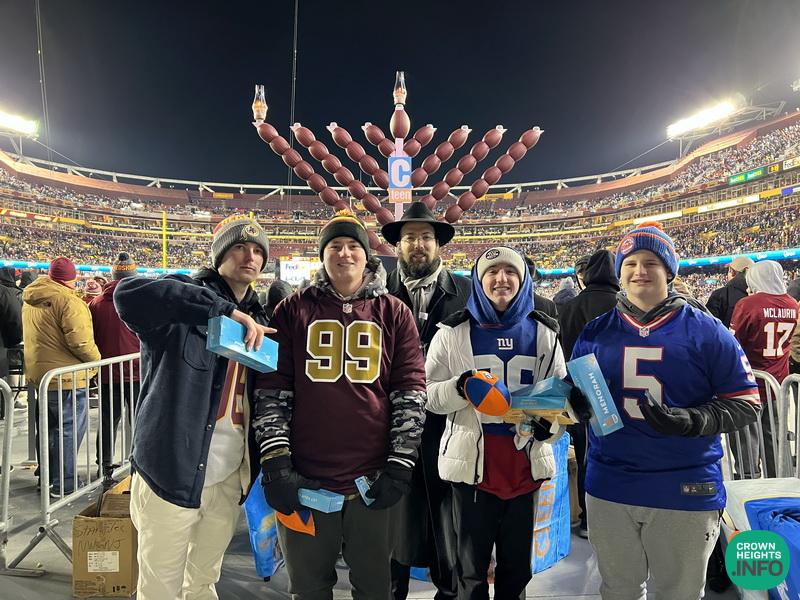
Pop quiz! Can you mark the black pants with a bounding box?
[391,559,457,600]
[451,483,533,600]
[277,496,391,599]
[94,382,139,468]
[567,422,587,528]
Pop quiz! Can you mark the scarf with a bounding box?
[400,259,443,328]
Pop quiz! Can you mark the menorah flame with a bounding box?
[253,72,542,253]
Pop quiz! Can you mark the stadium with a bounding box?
[2,109,800,302]
[2,2,800,600]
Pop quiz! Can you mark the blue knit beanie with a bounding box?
[615,221,679,281]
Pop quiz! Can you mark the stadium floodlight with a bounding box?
[666,100,737,139]
[0,108,38,137]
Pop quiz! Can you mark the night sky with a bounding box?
[1,0,799,187]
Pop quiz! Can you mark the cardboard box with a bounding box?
[566,354,623,437]
[298,488,344,513]
[73,478,138,598]
[206,315,278,373]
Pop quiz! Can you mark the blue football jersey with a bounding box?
[571,304,759,511]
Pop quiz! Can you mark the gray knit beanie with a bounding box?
[210,215,269,271]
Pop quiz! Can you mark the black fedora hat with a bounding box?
[380,202,456,246]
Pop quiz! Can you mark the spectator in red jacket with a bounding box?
[89,252,140,477]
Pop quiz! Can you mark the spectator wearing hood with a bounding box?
[263,279,293,324]
[706,256,754,327]
[88,252,141,477]
[0,267,23,421]
[574,254,592,291]
[425,246,589,598]
[730,260,797,477]
[557,249,620,537]
[18,270,36,289]
[553,277,578,310]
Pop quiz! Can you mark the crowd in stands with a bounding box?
[2,123,800,225]
[2,121,800,274]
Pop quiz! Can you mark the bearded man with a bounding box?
[382,202,471,600]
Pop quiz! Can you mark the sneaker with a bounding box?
[578,527,589,539]
[14,400,25,409]
[49,478,85,498]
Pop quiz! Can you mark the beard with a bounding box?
[400,253,441,279]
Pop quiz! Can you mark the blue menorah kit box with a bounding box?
[355,476,375,506]
[298,488,345,513]
[566,354,623,436]
[206,315,278,373]
[510,377,572,411]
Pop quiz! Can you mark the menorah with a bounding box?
[252,71,542,253]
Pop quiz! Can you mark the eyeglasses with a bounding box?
[400,234,436,245]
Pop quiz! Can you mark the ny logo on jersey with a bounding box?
[497,338,514,350]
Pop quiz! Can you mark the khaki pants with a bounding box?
[130,470,242,600]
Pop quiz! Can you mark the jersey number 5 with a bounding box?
[305,320,382,384]
[622,347,663,420]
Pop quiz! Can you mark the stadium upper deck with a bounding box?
[1,111,800,270]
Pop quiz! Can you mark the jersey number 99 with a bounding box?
[305,320,382,384]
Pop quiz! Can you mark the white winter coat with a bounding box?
[425,314,567,486]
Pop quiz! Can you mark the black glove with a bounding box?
[640,400,697,437]
[261,454,321,515]
[529,417,555,441]
[365,463,412,510]
[456,369,476,398]
[568,386,593,423]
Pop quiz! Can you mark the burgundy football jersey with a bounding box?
[730,292,798,387]
[256,285,425,493]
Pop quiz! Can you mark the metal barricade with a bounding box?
[2,353,139,571]
[723,369,786,480]
[779,374,800,479]
[0,379,44,577]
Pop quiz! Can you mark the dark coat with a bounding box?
[534,292,557,320]
[706,271,749,328]
[386,266,470,568]
[114,268,267,508]
[558,250,620,361]
[0,268,23,377]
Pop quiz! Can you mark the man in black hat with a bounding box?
[381,201,471,600]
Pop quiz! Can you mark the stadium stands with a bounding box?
[1,114,800,280]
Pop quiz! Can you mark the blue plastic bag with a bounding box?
[532,433,571,573]
[243,473,281,578]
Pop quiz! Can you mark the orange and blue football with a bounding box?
[464,371,511,417]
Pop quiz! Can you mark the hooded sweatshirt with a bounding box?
[252,258,426,493]
[731,260,798,387]
[558,250,620,360]
[465,263,545,498]
[553,277,578,307]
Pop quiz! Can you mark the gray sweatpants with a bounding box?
[277,496,391,600]
[586,494,720,600]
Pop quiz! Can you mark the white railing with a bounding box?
[723,369,795,480]
[1,353,139,572]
